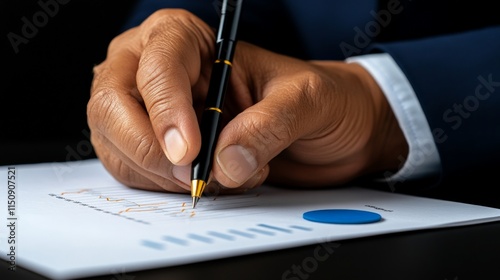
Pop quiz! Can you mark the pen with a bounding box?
[191,0,244,208]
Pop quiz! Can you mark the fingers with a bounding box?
[135,9,215,166]
[89,59,192,192]
[88,16,198,192]
[212,71,333,188]
[209,45,379,188]
[91,131,188,193]
[89,9,217,193]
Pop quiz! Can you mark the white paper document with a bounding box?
[2,159,500,279]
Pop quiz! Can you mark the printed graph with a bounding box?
[49,185,265,225]
[140,223,314,250]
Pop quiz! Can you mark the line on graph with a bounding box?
[52,186,264,224]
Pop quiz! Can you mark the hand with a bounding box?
[88,9,408,194]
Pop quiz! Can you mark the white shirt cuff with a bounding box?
[345,53,441,185]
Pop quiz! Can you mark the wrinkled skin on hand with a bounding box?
[88,9,408,194]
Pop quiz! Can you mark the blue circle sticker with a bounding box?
[303,209,382,224]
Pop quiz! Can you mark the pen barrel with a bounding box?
[218,0,243,42]
[191,0,242,192]
[191,109,223,181]
[215,40,237,63]
[215,0,243,61]
[191,61,232,181]
[204,61,232,109]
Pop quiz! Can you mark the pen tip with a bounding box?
[192,196,200,209]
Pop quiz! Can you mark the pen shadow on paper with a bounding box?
[199,182,381,211]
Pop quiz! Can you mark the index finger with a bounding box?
[89,27,187,189]
[136,9,216,166]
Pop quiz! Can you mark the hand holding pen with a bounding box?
[88,6,407,198]
[190,0,244,208]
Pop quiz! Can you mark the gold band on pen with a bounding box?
[191,179,207,198]
[214,59,232,67]
[206,107,222,113]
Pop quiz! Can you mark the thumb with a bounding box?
[212,73,331,188]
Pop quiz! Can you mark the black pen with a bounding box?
[191,0,244,208]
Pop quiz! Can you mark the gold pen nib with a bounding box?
[191,180,207,209]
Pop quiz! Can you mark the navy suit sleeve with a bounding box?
[121,0,500,189]
[370,26,500,185]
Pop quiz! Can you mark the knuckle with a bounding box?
[142,9,195,44]
[300,70,328,106]
[303,70,324,93]
[147,96,176,125]
[147,8,194,23]
[134,134,163,171]
[137,49,174,93]
[107,31,130,52]
[298,69,336,127]
[86,87,118,131]
[239,113,293,154]
[137,63,164,98]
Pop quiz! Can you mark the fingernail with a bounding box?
[172,164,191,190]
[164,128,187,164]
[217,145,258,184]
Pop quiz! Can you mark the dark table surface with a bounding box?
[1,170,500,280]
[2,220,500,280]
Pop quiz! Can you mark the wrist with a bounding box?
[311,60,409,179]
[356,63,409,176]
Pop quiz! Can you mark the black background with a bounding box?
[1,0,135,165]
